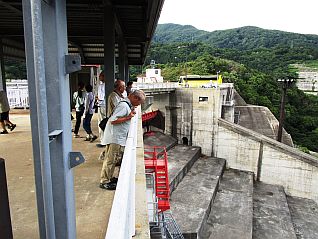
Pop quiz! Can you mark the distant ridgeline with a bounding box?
[153,23,318,50]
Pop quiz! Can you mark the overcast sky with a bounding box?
[159,0,318,35]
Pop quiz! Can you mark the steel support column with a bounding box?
[22,1,56,238]
[124,60,129,83]
[0,39,6,91]
[22,0,77,238]
[0,159,13,239]
[104,4,115,113]
[118,38,126,82]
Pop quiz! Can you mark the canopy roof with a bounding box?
[0,0,164,65]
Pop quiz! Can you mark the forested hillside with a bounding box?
[142,24,318,152]
[154,23,318,51]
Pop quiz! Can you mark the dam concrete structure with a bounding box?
[147,85,318,203]
[143,84,318,238]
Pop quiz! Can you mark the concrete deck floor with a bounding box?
[0,109,114,239]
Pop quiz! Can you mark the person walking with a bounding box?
[126,81,134,96]
[0,90,16,134]
[97,71,106,143]
[82,84,97,142]
[99,90,145,190]
[72,82,85,138]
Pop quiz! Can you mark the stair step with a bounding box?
[167,145,201,193]
[150,223,163,239]
[287,195,318,239]
[253,182,297,239]
[143,131,177,151]
[156,189,169,193]
[202,169,254,239]
[170,157,226,238]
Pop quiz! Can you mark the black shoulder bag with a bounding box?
[98,100,132,131]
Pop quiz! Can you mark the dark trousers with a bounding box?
[74,111,83,134]
[83,113,93,134]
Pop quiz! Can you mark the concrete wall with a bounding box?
[222,106,235,122]
[192,89,220,156]
[166,89,193,144]
[165,88,220,155]
[149,92,171,117]
[217,118,318,202]
[145,92,171,132]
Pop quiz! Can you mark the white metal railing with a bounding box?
[105,108,139,239]
[223,100,234,106]
[145,172,159,224]
[7,86,29,108]
[133,82,180,90]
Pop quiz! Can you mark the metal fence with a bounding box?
[134,82,180,90]
[6,80,29,108]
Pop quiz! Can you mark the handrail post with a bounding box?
[0,158,13,239]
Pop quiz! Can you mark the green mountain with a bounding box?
[154,23,318,51]
[149,24,318,76]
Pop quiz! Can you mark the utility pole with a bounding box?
[277,78,295,142]
[177,45,188,85]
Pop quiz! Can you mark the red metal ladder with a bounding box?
[144,146,170,212]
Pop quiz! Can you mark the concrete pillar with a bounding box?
[174,89,193,145]
[104,4,115,114]
[192,88,220,156]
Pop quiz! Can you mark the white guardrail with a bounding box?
[105,107,139,239]
[7,86,29,108]
[133,82,180,90]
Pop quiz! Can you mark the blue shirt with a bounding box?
[84,92,95,114]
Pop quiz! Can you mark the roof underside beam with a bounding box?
[0,0,165,65]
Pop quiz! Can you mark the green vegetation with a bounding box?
[303,60,318,68]
[142,24,318,152]
[4,59,27,79]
